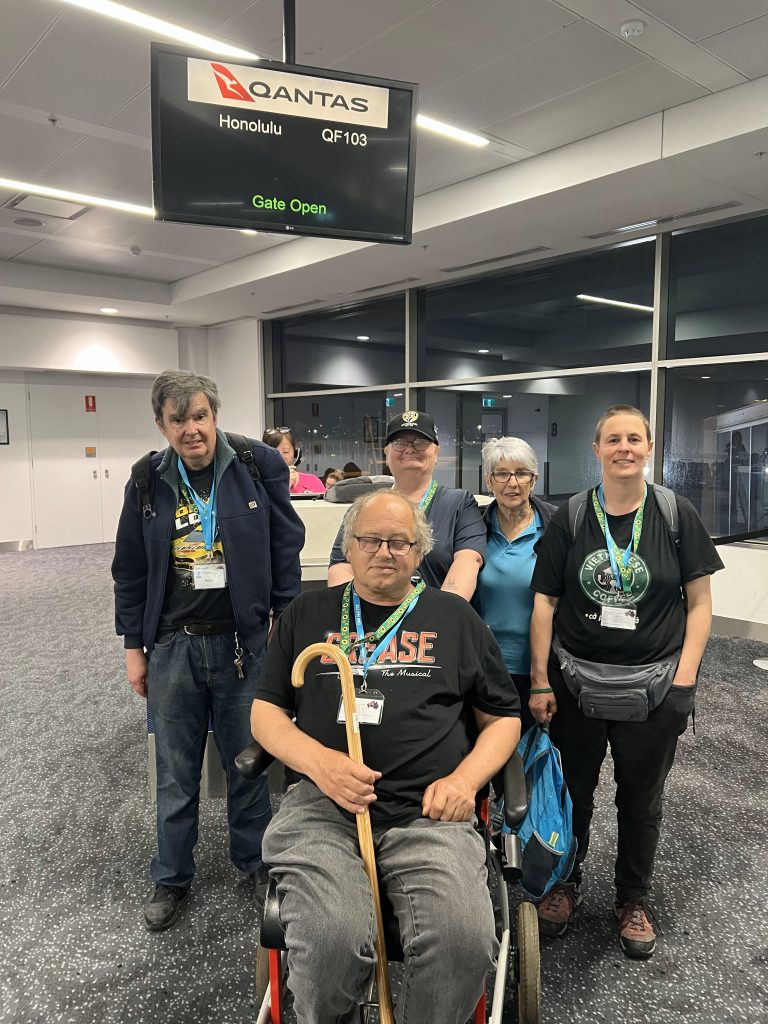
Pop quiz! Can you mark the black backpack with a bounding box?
[568,483,680,551]
[130,432,260,519]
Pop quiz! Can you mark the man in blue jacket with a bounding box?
[112,369,304,932]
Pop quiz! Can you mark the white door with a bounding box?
[97,386,165,543]
[29,384,103,548]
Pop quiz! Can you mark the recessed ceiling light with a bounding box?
[55,0,259,59]
[0,177,153,216]
[478,349,489,354]
[99,307,118,314]
[416,114,489,148]
[502,394,512,398]
[393,393,403,398]
[577,293,654,313]
[701,376,711,380]
[240,229,258,235]
[356,335,370,341]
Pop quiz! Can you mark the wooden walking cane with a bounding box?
[291,642,395,1024]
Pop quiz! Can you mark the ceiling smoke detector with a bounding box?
[620,20,645,40]
[14,217,45,228]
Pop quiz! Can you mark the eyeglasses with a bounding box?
[390,438,432,452]
[490,469,535,483]
[354,535,417,555]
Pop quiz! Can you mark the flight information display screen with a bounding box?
[151,44,418,244]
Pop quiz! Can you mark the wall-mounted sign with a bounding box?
[482,397,496,408]
[151,44,418,244]
[85,395,96,412]
[0,409,8,445]
[85,447,97,458]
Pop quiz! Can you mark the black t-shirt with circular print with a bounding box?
[531,490,724,664]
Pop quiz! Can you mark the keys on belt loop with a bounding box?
[234,632,245,679]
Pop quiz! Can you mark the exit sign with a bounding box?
[482,397,496,408]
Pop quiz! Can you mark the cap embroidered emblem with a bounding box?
[402,411,419,425]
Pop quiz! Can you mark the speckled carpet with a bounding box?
[0,544,766,1024]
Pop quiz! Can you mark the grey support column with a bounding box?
[177,327,210,374]
[650,234,670,484]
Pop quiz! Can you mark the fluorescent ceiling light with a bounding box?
[502,394,512,398]
[0,177,153,216]
[100,307,119,314]
[56,0,259,59]
[239,229,258,235]
[356,335,370,341]
[614,219,658,234]
[416,114,489,148]
[577,293,654,314]
[478,348,489,354]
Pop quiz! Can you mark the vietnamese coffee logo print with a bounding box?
[579,548,650,607]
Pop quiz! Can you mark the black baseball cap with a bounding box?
[384,411,439,446]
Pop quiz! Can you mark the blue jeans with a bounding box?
[262,781,497,1024]
[147,629,271,888]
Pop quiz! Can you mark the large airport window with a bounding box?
[663,362,768,537]
[668,216,768,359]
[271,296,405,392]
[420,241,655,379]
[415,371,650,496]
[271,389,405,478]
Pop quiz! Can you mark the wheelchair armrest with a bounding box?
[234,739,275,779]
[501,751,528,829]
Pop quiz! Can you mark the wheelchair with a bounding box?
[236,741,541,1024]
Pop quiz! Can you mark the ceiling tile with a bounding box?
[0,231,41,259]
[700,15,768,77]
[0,10,149,122]
[489,62,706,153]
[0,112,84,178]
[149,0,262,37]
[414,133,514,195]
[667,126,768,203]
[12,237,206,282]
[37,136,152,207]
[127,220,289,262]
[633,0,768,42]
[104,90,151,137]
[421,20,647,129]
[0,1,59,85]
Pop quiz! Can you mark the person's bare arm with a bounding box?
[673,576,713,685]
[529,593,559,723]
[125,648,148,698]
[421,711,520,821]
[251,699,380,814]
[327,562,354,587]
[441,549,483,601]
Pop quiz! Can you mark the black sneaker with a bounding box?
[143,884,188,932]
[249,865,270,915]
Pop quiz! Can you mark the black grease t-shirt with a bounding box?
[531,491,723,664]
[255,585,520,827]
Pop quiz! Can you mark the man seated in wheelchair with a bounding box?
[251,490,521,1024]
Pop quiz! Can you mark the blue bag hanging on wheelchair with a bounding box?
[500,723,577,900]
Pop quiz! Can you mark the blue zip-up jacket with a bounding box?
[112,430,305,656]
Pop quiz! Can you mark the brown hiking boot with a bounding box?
[615,900,657,959]
[536,883,582,937]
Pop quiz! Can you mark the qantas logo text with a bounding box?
[211,63,253,102]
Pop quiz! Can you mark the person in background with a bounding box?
[321,468,344,489]
[529,404,723,959]
[327,411,486,600]
[473,437,556,733]
[342,461,363,478]
[263,428,324,495]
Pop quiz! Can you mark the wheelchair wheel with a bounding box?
[516,901,541,1024]
[255,943,270,1003]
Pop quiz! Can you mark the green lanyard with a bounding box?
[591,484,646,594]
[419,480,438,513]
[339,579,426,657]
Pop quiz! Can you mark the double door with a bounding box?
[29,383,163,548]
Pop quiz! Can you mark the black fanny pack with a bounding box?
[552,636,679,723]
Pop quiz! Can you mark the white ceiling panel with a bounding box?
[422,20,647,130]
[213,1,291,62]
[103,89,151,137]
[667,127,768,203]
[323,0,576,88]
[0,232,41,260]
[634,0,768,42]
[414,134,514,196]
[700,16,768,78]
[490,62,706,154]
[52,207,153,246]
[127,220,289,262]
[12,237,207,282]
[147,0,261,37]
[0,112,84,179]
[0,1,59,85]
[37,137,152,207]
[0,9,149,123]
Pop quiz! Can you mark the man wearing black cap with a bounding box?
[328,410,486,600]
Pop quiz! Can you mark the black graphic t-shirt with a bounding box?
[158,463,234,628]
[531,491,724,664]
[256,585,520,827]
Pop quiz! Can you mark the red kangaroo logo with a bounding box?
[210,63,253,102]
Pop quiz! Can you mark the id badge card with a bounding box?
[337,688,385,726]
[193,562,227,589]
[600,605,637,630]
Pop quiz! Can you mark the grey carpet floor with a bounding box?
[0,544,766,1024]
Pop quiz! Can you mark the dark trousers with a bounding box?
[548,659,696,902]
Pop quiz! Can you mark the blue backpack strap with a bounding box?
[568,489,589,541]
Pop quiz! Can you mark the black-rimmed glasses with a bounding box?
[490,469,535,483]
[354,535,417,555]
[390,438,432,452]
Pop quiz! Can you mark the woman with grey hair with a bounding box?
[472,437,556,732]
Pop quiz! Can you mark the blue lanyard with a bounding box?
[351,587,421,687]
[177,458,217,552]
[594,483,646,594]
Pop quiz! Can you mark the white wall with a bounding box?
[712,545,768,630]
[208,319,265,438]
[0,371,34,544]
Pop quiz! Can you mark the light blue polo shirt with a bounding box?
[473,505,543,674]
